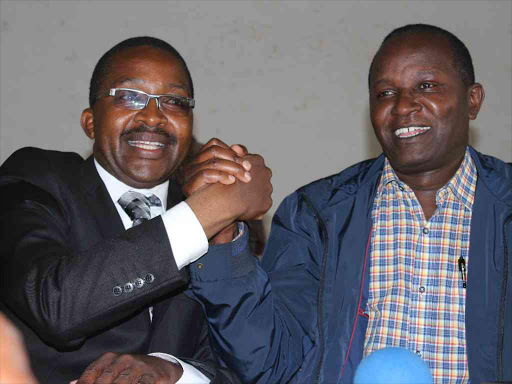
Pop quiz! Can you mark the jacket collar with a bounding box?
[467,146,512,205]
[79,156,125,239]
[336,147,512,208]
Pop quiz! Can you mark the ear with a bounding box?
[80,108,95,139]
[467,83,485,120]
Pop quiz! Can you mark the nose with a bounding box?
[391,91,422,116]
[134,97,168,127]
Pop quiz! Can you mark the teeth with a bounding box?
[128,141,165,150]
[394,126,431,138]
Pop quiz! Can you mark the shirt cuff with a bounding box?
[149,353,210,383]
[162,201,209,270]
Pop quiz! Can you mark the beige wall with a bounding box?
[1,0,511,230]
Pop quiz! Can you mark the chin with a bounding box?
[390,155,436,174]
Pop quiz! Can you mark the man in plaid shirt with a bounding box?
[185,24,512,383]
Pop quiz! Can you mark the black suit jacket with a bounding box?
[0,147,239,383]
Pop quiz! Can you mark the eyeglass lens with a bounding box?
[112,90,192,114]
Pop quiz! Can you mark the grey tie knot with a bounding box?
[118,191,162,227]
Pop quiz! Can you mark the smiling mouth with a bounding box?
[394,126,431,139]
[127,140,166,150]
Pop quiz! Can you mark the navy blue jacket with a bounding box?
[190,147,512,384]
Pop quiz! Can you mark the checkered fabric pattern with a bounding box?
[118,191,163,227]
[364,149,477,383]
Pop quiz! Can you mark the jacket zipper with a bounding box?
[497,213,512,381]
[301,195,329,384]
[340,230,372,378]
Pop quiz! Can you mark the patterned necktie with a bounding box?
[118,191,163,227]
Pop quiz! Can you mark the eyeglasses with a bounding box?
[97,88,195,115]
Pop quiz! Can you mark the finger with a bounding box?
[184,158,251,184]
[200,138,230,152]
[95,355,138,384]
[244,153,265,166]
[189,145,251,171]
[111,369,135,384]
[77,352,118,384]
[231,144,248,157]
[95,367,123,384]
[183,170,237,197]
[136,374,154,384]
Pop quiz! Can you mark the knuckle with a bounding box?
[205,138,219,146]
[137,374,155,384]
[101,351,118,360]
[118,353,135,363]
[206,146,218,157]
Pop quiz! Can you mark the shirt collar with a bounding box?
[380,157,399,188]
[439,148,477,210]
[378,147,477,210]
[94,159,169,210]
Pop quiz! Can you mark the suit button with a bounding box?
[124,282,134,293]
[113,286,123,296]
[134,278,145,288]
[144,273,155,284]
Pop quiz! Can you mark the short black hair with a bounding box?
[89,36,194,107]
[368,24,475,89]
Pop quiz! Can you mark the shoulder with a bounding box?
[0,148,86,216]
[469,147,512,204]
[294,155,384,209]
[273,156,384,224]
[0,147,84,186]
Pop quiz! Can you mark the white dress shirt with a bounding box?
[95,159,210,384]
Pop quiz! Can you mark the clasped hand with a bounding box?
[182,138,273,243]
[71,352,183,384]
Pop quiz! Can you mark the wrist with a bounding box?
[210,222,238,245]
[186,182,243,239]
[165,361,184,382]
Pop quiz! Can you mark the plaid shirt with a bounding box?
[364,149,477,383]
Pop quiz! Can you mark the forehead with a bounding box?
[104,46,190,94]
[371,33,457,82]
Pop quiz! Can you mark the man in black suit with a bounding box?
[0,36,272,383]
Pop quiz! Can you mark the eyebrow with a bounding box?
[114,78,190,93]
[371,69,442,89]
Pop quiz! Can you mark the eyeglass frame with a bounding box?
[96,88,195,111]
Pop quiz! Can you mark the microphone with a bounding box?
[354,347,433,384]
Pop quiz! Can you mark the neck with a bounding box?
[392,152,465,220]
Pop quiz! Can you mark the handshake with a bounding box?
[180,137,273,245]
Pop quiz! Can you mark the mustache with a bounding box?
[122,125,177,145]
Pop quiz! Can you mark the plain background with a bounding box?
[1,0,511,233]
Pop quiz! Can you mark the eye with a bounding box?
[115,90,133,100]
[376,90,395,98]
[418,82,435,90]
[160,96,190,110]
[115,90,146,106]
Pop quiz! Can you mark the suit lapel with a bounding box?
[79,156,125,239]
[166,177,186,211]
